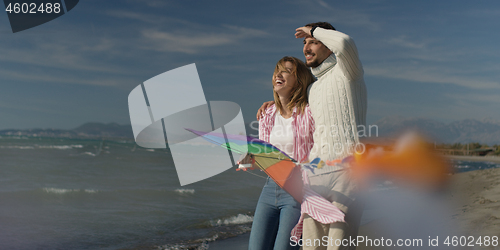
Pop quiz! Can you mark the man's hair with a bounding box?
[272,56,314,115]
[305,22,336,31]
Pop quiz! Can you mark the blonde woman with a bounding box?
[249,56,315,250]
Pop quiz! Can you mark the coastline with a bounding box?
[446,155,500,163]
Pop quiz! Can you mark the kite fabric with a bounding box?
[186,128,304,202]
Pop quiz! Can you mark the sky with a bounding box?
[1,0,499,130]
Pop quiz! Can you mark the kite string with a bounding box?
[243,170,267,179]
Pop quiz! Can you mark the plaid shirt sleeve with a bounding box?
[293,105,315,162]
[258,104,276,142]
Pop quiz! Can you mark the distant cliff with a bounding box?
[2,117,499,144]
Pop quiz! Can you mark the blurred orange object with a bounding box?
[351,132,451,190]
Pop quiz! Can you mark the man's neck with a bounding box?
[311,55,336,78]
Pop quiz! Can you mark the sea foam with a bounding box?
[44,188,74,194]
[0,144,83,150]
[210,214,253,227]
[175,189,195,195]
[43,188,99,194]
[38,144,84,149]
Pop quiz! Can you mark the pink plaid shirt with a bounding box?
[290,169,345,242]
[259,104,345,242]
[258,104,315,162]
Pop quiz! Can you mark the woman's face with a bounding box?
[273,61,297,98]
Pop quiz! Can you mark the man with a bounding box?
[257,22,367,249]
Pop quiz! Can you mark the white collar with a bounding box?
[311,54,336,78]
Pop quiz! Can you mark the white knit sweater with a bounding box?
[307,28,367,163]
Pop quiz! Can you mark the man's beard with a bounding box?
[306,59,321,68]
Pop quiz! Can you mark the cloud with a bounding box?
[0,11,272,88]
[106,10,159,24]
[125,0,172,8]
[311,0,382,31]
[439,93,500,121]
[139,25,269,54]
[444,93,500,104]
[368,94,500,124]
[465,8,500,18]
[0,68,135,87]
[0,32,146,89]
[106,9,191,26]
[387,36,429,49]
[364,33,500,90]
[107,8,270,54]
[140,30,235,54]
[365,64,500,90]
[0,34,125,75]
[141,0,170,8]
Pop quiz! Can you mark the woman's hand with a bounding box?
[256,101,275,120]
[237,153,256,171]
[237,153,254,165]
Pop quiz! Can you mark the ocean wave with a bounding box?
[175,189,195,195]
[159,241,209,250]
[43,188,99,194]
[38,144,84,149]
[158,215,252,250]
[82,152,97,156]
[0,145,35,149]
[7,136,29,140]
[0,144,83,150]
[210,214,253,227]
[44,188,76,194]
[455,165,470,169]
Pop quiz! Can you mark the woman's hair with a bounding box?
[273,56,315,115]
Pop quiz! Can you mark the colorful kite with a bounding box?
[186,128,304,202]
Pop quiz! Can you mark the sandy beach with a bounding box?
[447,167,500,247]
[354,167,500,249]
[209,167,500,249]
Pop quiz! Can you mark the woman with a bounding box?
[248,56,315,250]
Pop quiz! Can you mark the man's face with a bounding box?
[303,37,333,68]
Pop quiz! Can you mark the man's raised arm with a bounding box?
[296,26,363,81]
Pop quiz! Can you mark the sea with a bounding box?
[1,136,498,250]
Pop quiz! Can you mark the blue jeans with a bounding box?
[248,178,301,250]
